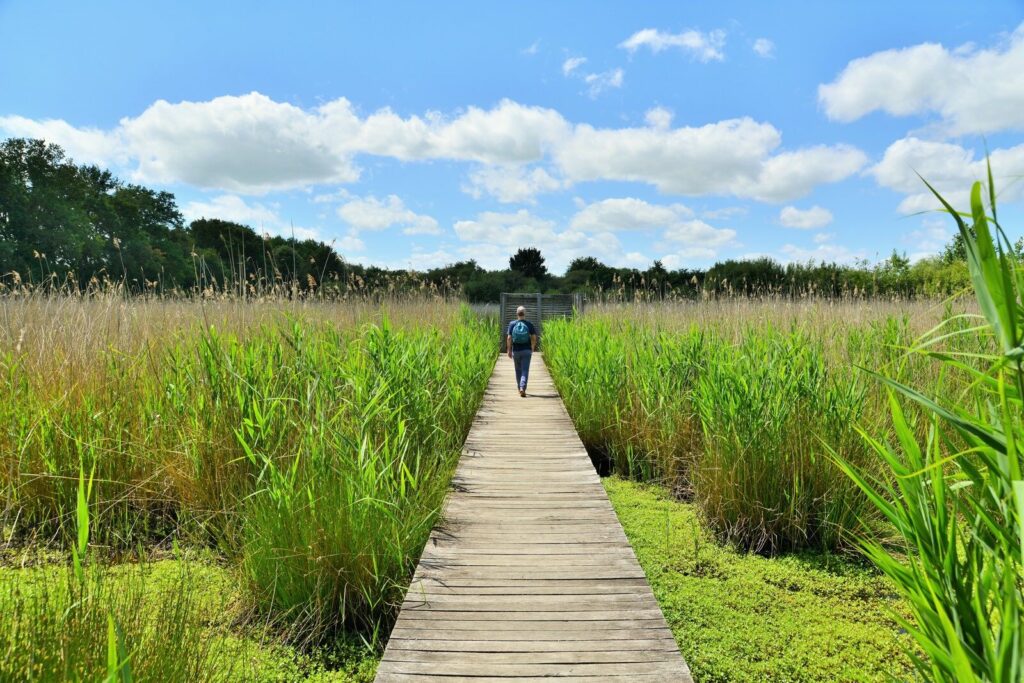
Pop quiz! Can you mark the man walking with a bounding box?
[506,305,538,397]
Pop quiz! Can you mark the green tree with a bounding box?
[509,247,548,280]
[0,138,93,283]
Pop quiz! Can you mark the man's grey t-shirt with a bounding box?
[507,319,537,352]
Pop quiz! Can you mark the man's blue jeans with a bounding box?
[512,349,532,391]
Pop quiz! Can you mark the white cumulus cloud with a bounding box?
[779,205,833,229]
[644,107,674,130]
[556,118,866,201]
[619,28,726,62]
[454,209,556,245]
[904,217,954,261]
[570,197,692,232]
[181,194,320,240]
[571,198,735,262]
[121,93,362,193]
[1,92,867,204]
[0,115,126,168]
[337,232,366,254]
[453,209,640,273]
[742,145,867,202]
[0,94,571,194]
[819,24,1024,134]
[871,136,1024,213]
[182,194,279,227]
[662,250,718,268]
[462,165,565,204]
[337,194,440,235]
[355,98,571,164]
[663,219,736,249]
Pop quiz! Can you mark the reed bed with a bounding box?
[544,299,980,553]
[0,291,496,676]
[550,172,1021,679]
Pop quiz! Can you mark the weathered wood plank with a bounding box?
[403,585,653,597]
[376,675,679,683]
[381,650,683,664]
[385,638,680,652]
[388,627,679,641]
[375,661,686,676]
[423,549,635,558]
[375,355,691,682]
[395,593,659,610]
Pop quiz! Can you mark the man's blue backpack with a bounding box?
[511,320,530,345]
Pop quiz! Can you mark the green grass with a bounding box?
[605,476,916,682]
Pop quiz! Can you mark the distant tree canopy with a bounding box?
[0,138,354,294]
[509,247,548,280]
[0,137,986,301]
[0,138,186,288]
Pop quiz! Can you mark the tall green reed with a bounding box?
[545,308,936,553]
[233,315,495,642]
[835,172,1023,681]
[1,302,495,641]
[543,318,701,486]
[693,329,878,552]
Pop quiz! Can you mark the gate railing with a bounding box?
[499,292,584,351]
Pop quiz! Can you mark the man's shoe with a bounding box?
[519,389,526,397]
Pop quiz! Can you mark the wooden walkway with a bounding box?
[376,355,693,682]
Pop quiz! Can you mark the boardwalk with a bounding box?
[376,355,693,682]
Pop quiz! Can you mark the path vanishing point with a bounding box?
[375,354,693,682]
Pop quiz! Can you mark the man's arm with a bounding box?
[530,334,537,352]
[507,334,513,358]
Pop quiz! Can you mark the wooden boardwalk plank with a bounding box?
[376,354,692,682]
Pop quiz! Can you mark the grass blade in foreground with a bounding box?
[836,173,1023,682]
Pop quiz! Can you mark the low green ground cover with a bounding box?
[0,555,379,682]
[605,477,915,683]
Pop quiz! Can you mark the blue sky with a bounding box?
[2,1,1023,273]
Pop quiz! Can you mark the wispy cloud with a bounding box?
[561,56,587,76]
[619,28,726,62]
[583,68,624,97]
[521,40,540,56]
[561,55,623,98]
[753,38,775,58]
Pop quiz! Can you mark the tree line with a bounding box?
[0,138,982,301]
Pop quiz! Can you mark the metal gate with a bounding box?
[499,292,584,351]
